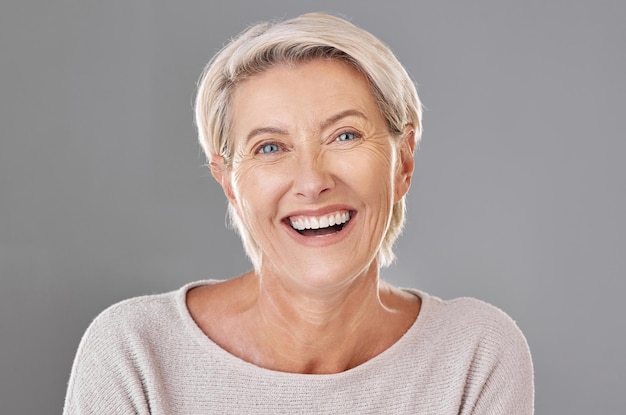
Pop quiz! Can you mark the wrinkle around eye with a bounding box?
[325,126,365,146]
[235,142,291,167]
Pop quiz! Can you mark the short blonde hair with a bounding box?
[195,13,423,270]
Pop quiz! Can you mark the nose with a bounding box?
[292,149,334,200]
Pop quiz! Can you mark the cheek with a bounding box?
[342,143,396,200]
[231,161,291,219]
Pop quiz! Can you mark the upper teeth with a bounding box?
[290,211,351,231]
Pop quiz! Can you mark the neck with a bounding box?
[243,262,407,373]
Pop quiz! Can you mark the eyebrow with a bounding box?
[245,109,368,143]
[245,126,289,143]
[320,109,368,130]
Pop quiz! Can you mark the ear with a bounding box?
[210,155,237,205]
[394,126,416,202]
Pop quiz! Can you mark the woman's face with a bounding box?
[218,59,413,289]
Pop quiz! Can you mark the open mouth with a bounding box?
[288,210,353,237]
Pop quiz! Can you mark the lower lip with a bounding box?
[283,212,356,247]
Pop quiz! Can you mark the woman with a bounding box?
[64,13,533,414]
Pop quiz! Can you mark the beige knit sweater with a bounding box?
[64,280,534,414]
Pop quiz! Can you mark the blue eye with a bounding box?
[258,143,280,154]
[337,132,357,141]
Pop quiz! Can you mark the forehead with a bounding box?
[229,59,384,133]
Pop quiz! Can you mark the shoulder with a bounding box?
[64,283,201,413]
[414,291,534,413]
[418,292,529,350]
[73,280,220,363]
[425,292,511,322]
[409,290,534,384]
[74,280,225,357]
[84,288,179,340]
[69,288,183,380]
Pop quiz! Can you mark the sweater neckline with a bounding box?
[175,279,432,379]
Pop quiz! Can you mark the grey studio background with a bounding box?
[1,0,624,413]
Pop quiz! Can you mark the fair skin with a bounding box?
[188,59,420,374]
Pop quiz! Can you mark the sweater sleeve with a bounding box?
[63,305,152,415]
[465,310,535,415]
